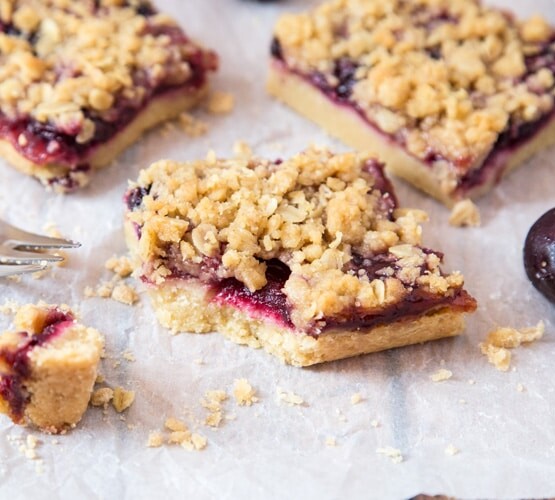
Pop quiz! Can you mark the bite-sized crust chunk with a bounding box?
[125,148,476,366]
[268,0,555,205]
[0,0,217,191]
[0,304,104,433]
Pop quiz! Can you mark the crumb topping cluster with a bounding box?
[273,0,555,170]
[0,0,215,144]
[127,148,465,329]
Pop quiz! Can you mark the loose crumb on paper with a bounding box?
[202,390,228,428]
[147,420,207,451]
[233,140,253,159]
[205,91,235,114]
[480,321,544,371]
[325,437,337,447]
[449,199,481,227]
[276,387,304,406]
[112,387,135,413]
[517,383,525,392]
[178,112,208,137]
[105,255,133,278]
[233,379,258,406]
[371,419,380,428]
[430,369,453,382]
[147,431,164,448]
[376,446,403,464]
[445,444,460,456]
[350,392,363,405]
[90,388,114,408]
[0,300,19,315]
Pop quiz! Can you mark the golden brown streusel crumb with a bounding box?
[325,437,337,447]
[112,387,135,413]
[165,417,187,432]
[178,112,208,137]
[449,200,481,227]
[273,1,555,168]
[276,387,304,406]
[205,91,234,114]
[95,374,105,384]
[111,282,139,305]
[204,411,223,428]
[480,321,544,371]
[376,446,403,464]
[371,419,380,428]
[122,351,135,362]
[147,431,164,448]
[129,148,471,330]
[233,379,258,406]
[232,140,253,159]
[516,383,525,392]
[105,255,133,278]
[430,369,453,382]
[90,388,114,407]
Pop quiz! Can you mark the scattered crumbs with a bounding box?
[6,274,21,282]
[376,446,403,464]
[190,433,207,451]
[337,411,347,423]
[233,140,253,159]
[32,268,50,280]
[50,439,59,445]
[371,419,380,428]
[168,431,190,445]
[449,199,481,227]
[105,255,133,278]
[193,358,204,365]
[202,390,228,428]
[178,112,207,137]
[276,387,304,406]
[480,321,545,372]
[206,90,234,114]
[468,379,476,385]
[16,434,41,461]
[233,378,258,406]
[325,437,337,447]
[122,351,136,362]
[225,413,237,421]
[112,387,135,413]
[147,431,164,448]
[165,417,187,432]
[112,360,121,369]
[350,392,363,405]
[42,222,63,238]
[127,423,138,430]
[517,383,525,393]
[84,286,96,298]
[90,387,114,407]
[95,374,105,384]
[431,369,453,382]
[445,444,460,456]
[111,282,139,305]
[459,399,467,405]
[0,300,19,315]
[204,411,223,428]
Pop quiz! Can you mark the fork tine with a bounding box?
[0,263,47,278]
[0,245,64,264]
[0,220,80,249]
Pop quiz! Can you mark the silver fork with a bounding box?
[0,219,80,277]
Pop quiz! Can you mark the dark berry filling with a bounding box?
[0,18,218,171]
[0,309,74,421]
[523,207,555,304]
[125,184,152,211]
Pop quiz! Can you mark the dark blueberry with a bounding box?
[126,185,151,211]
[333,57,358,99]
[524,207,555,304]
[270,37,283,60]
[136,2,156,16]
[310,72,332,94]
[426,46,442,60]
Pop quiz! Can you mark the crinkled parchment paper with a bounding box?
[0,1,554,498]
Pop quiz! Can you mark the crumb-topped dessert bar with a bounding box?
[124,148,476,366]
[267,0,555,205]
[0,304,104,432]
[0,0,217,191]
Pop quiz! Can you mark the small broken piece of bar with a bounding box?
[268,0,555,205]
[0,0,217,191]
[0,304,104,433]
[125,147,476,366]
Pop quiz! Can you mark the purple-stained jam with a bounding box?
[213,259,293,327]
[0,308,74,421]
[125,185,152,211]
[524,207,555,304]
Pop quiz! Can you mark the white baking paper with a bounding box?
[0,1,555,498]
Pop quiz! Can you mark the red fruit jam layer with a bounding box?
[0,309,74,421]
[0,6,218,178]
[270,33,555,197]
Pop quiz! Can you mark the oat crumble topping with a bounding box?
[273,0,555,172]
[112,387,135,412]
[0,0,216,149]
[430,368,453,382]
[449,199,481,227]
[128,148,472,332]
[233,378,258,406]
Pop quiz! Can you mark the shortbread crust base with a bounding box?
[0,323,103,432]
[148,280,467,367]
[0,84,208,192]
[267,63,555,206]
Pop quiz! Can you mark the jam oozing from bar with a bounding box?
[0,309,74,421]
[0,6,218,172]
